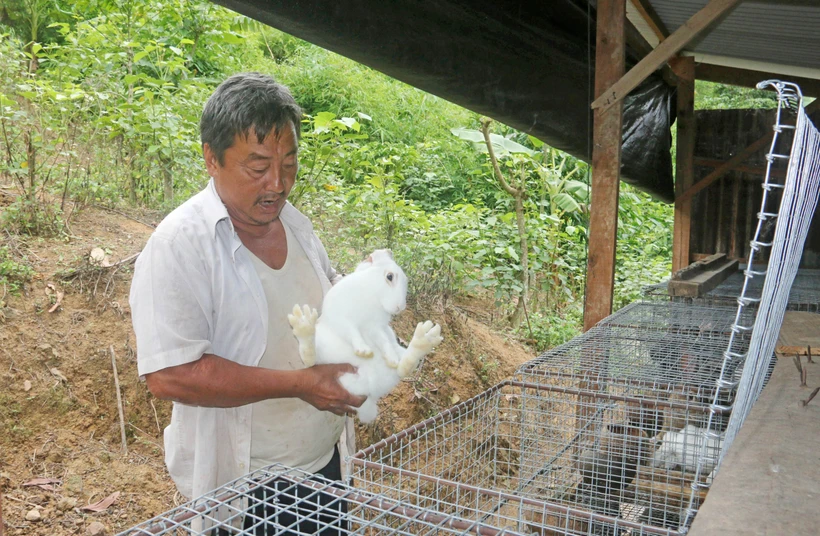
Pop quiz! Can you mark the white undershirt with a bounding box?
[247,220,344,472]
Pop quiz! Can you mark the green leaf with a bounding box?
[451,128,536,156]
[553,193,581,213]
[527,135,544,148]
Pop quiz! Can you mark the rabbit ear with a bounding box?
[363,254,374,265]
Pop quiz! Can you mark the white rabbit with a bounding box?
[651,424,723,475]
[288,249,443,423]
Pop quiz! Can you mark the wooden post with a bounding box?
[583,0,626,332]
[671,56,696,272]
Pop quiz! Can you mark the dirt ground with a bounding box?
[0,202,536,535]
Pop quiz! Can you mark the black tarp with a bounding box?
[212,0,676,202]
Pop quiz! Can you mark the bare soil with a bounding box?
[0,203,535,535]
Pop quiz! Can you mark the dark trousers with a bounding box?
[219,448,348,535]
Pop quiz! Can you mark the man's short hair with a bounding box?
[200,72,302,165]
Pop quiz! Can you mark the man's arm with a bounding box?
[145,353,365,416]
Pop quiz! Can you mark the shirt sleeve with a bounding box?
[130,233,214,377]
[313,232,343,286]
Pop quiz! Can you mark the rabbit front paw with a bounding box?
[409,321,443,354]
[397,322,443,378]
[287,304,318,338]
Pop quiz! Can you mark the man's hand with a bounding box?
[297,363,366,416]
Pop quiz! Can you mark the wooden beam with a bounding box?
[629,0,669,41]
[694,157,787,178]
[678,133,772,205]
[671,56,696,272]
[696,63,820,99]
[673,252,728,280]
[592,0,741,111]
[583,0,625,332]
[668,256,740,297]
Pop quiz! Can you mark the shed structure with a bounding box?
[212,0,820,328]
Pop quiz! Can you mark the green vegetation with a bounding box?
[0,245,34,294]
[0,0,696,351]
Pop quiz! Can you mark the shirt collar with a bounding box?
[202,178,314,240]
[203,178,231,240]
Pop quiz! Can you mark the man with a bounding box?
[130,72,364,533]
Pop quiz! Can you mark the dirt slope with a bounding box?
[0,204,535,535]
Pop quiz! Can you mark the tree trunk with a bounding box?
[510,194,529,327]
[479,118,530,327]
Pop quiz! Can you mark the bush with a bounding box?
[0,245,34,294]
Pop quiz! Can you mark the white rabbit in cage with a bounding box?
[651,424,723,474]
[288,249,443,423]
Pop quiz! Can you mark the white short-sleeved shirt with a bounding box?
[129,179,349,500]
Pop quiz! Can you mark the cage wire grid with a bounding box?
[117,463,529,536]
[351,360,729,536]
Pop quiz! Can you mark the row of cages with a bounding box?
[120,302,753,535]
[642,268,820,313]
[351,301,752,536]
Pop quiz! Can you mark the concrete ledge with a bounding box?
[688,316,820,535]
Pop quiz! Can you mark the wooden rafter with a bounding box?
[624,15,679,87]
[629,0,669,41]
[591,0,741,111]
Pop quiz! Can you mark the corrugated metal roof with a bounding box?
[649,0,820,74]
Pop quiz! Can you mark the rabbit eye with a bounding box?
[386,273,394,282]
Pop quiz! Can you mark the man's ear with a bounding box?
[203,143,220,178]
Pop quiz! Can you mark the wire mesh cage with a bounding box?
[351,301,755,536]
[118,463,529,535]
[351,378,708,536]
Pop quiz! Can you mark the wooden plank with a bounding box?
[667,259,739,297]
[592,0,741,111]
[671,56,696,272]
[632,475,708,509]
[629,0,669,41]
[776,312,820,355]
[583,0,625,332]
[696,63,820,99]
[673,253,727,280]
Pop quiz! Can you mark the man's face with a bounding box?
[204,123,299,229]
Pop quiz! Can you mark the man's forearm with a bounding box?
[145,353,308,407]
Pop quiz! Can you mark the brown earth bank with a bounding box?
[0,202,536,535]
